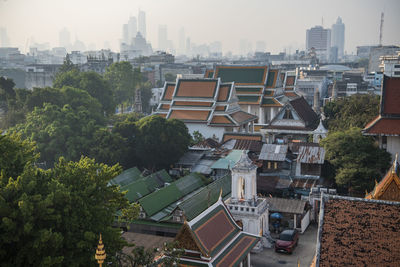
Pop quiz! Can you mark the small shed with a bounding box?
[295,146,325,178]
[259,144,289,172]
[266,197,310,233]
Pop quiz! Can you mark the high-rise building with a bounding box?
[122,24,129,44]
[128,16,137,44]
[138,10,146,38]
[178,27,185,55]
[158,25,168,51]
[306,26,331,62]
[331,17,345,59]
[59,28,71,49]
[0,27,10,47]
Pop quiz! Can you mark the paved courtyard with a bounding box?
[251,223,318,267]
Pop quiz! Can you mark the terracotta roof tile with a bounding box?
[162,83,175,101]
[222,133,262,143]
[285,76,295,86]
[215,106,226,111]
[319,197,400,267]
[169,110,210,121]
[382,76,400,115]
[175,79,218,98]
[230,111,257,124]
[173,101,213,107]
[217,84,231,102]
[210,115,235,125]
[363,116,400,135]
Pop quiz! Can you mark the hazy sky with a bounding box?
[1,0,399,54]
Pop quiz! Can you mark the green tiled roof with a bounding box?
[237,95,260,103]
[108,167,143,187]
[235,87,263,94]
[266,71,277,87]
[216,67,266,84]
[178,174,232,221]
[264,90,274,96]
[120,170,173,203]
[139,173,207,217]
[211,150,245,170]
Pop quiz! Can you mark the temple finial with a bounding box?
[95,233,106,267]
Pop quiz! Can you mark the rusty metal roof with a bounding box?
[258,144,288,161]
[297,146,325,164]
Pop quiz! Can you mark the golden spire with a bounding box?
[392,153,398,174]
[95,233,106,267]
[219,187,223,199]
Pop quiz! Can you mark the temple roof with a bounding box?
[363,115,400,136]
[381,76,400,116]
[213,65,268,85]
[175,197,259,264]
[289,97,319,127]
[316,195,400,267]
[161,83,176,101]
[169,110,211,122]
[174,79,219,99]
[366,156,400,201]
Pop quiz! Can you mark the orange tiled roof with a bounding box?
[284,92,299,98]
[285,76,295,86]
[217,84,231,102]
[162,84,175,101]
[157,113,167,118]
[160,104,170,110]
[210,115,235,125]
[169,110,210,121]
[175,80,218,98]
[222,133,262,143]
[215,106,226,111]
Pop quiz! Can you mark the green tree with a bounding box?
[13,103,100,166]
[0,132,38,181]
[323,94,380,131]
[53,69,81,89]
[0,156,129,266]
[104,62,137,113]
[320,128,391,194]
[191,130,205,145]
[135,115,191,170]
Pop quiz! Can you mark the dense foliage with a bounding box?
[323,94,380,131]
[0,133,131,266]
[321,128,391,194]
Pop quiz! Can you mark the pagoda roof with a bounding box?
[381,76,400,117]
[363,115,400,136]
[216,83,232,102]
[169,110,211,122]
[366,156,400,201]
[161,83,176,101]
[174,79,219,99]
[266,69,279,88]
[175,197,259,264]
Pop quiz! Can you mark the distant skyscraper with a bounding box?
[128,16,137,44]
[306,26,331,62]
[122,24,129,44]
[138,10,146,38]
[158,25,168,51]
[59,28,71,49]
[0,27,10,47]
[178,27,185,55]
[331,17,345,59]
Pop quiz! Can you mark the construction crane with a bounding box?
[379,12,384,46]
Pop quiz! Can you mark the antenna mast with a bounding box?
[379,12,384,46]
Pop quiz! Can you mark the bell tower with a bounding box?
[231,151,257,203]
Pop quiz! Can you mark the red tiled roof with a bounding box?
[382,76,400,115]
[363,116,400,135]
[175,80,218,98]
[169,110,210,121]
[210,115,235,125]
[222,133,263,143]
[285,76,295,86]
[318,197,400,267]
[366,159,400,201]
[284,92,299,98]
[214,235,258,267]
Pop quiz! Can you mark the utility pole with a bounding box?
[379,12,384,46]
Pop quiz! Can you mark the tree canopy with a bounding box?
[323,94,380,131]
[320,127,391,195]
[135,115,191,170]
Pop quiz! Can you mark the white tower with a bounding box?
[226,151,269,250]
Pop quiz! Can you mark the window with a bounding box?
[274,162,278,169]
[394,71,400,76]
[394,64,400,68]
[267,162,271,169]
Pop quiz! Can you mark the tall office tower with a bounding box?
[138,10,146,38]
[306,26,331,62]
[59,28,71,49]
[186,37,191,55]
[178,27,185,55]
[158,25,168,51]
[331,17,345,59]
[122,24,129,44]
[128,16,137,44]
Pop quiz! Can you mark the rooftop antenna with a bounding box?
[321,17,324,27]
[379,12,384,46]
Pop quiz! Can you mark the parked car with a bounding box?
[275,229,299,254]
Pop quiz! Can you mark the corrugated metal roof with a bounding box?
[177,151,205,166]
[108,167,143,187]
[259,144,288,161]
[211,150,244,170]
[297,146,325,164]
[266,197,307,214]
[191,159,216,175]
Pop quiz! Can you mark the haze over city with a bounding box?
[1,0,399,54]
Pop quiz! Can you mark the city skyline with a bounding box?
[0,0,399,55]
